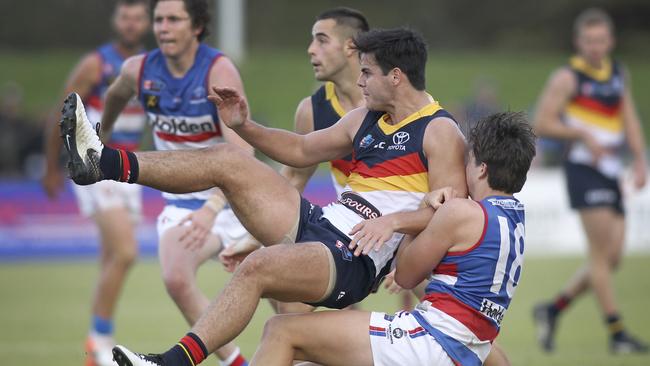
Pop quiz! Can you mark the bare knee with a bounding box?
[261,315,294,343]
[204,144,248,169]
[162,265,194,300]
[106,240,137,269]
[233,249,277,294]
[609,252,622,270]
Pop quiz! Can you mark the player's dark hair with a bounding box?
[352,28,427,90]
[468,111,536,194]
[316,7,369,35]
[573,8,614,36]
[151,0,211,41]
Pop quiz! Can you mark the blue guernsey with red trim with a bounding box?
[138,44,224,201]
[413,196,526,366]
[86,43,146,151]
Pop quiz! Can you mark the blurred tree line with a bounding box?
[1,0,648,53]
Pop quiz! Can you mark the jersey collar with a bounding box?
[378,99,442,135]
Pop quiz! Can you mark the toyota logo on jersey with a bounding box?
[393,131,410,145]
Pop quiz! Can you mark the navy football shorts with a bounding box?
[564,161,624,215]
[295,198,391,309]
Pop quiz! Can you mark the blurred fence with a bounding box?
[2,168,648,261]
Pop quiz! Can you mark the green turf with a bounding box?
[1,256,649,365]
[2,49,649,141]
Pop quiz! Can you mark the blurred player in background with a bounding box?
[533,8,648,354]
[281,7,367,196]
[41,1,149,364]
[97,0,252,365]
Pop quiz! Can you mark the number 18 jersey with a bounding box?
[413,196,525,366]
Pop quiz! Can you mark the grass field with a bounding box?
[1,256,649,365]
[2,49,650,140]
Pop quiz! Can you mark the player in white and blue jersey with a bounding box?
[245,112,536,366]
[41,1,149,365]
[95,0,251,365]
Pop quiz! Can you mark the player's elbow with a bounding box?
[394,271,418,290]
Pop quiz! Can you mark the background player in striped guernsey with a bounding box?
[41,1,149,364]
[246,111,536,366]
[97,0,252,365]
[285,7,367,198]
[532,8,648,354]
[61,28,470,366]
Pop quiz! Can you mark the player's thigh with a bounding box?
[214,146,302,246]
[241,242,331,304]
[368,311,455,366]
[158,207,223,274]
[579,208,621,254]
[160,228,223,273]
[267,310,374,366]
[484,341,510,366]
[94,206,138,252]
[75,181,139,248]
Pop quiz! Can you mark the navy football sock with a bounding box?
[99,146,139,183]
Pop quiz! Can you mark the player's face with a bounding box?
[308,19,349,81]
[575,24,614,66]
[153,0,201,58]
[113,3,150,48]
[357,53,393,111]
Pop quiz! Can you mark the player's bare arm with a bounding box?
[535,67,607,160]
[394,198,483,289]
[99,55,144,140]
[209,86,363,167]
[413,117,467,221]
[620,66,648,189]
[43,52,102,198]
[533,68,578,139]
[279,97,319,192]
[211,56,254,156]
